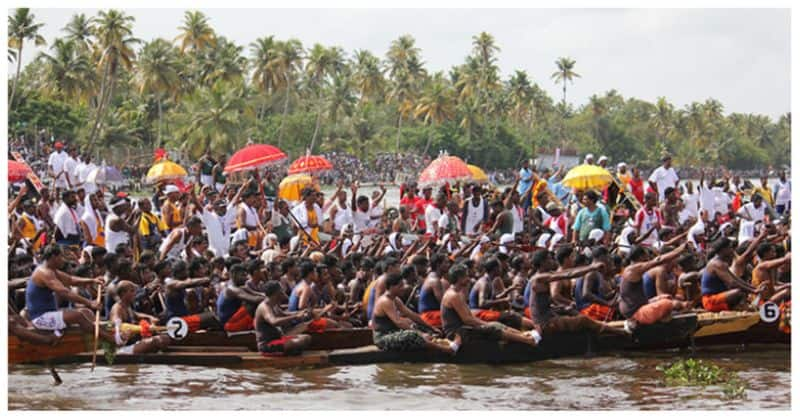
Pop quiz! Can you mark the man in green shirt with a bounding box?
[571,190,610,244]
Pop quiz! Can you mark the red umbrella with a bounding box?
[287,154,333,175]
[224,144,287,174]
[9,160,32,183]
[417,154,472,187]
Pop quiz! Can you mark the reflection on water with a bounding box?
[8,345,789,410]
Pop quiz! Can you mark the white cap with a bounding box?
[500,233,515,245]
[599,155,608,162]
[617,162,627,169]
[480,235,491,244]
[585,153,595,162]
[164,184,180,194]
[588,228,605,242]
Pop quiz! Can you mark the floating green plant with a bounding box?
[657,358,747,400]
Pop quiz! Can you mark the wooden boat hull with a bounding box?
[9,332,92,364]
[172,328,374,351]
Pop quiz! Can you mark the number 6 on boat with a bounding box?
[759,302,780,323]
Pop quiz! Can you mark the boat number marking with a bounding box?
[166,317,189,340]
[759,302,780,323]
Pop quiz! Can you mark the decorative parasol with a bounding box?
[467,164,489,184]
[145,160,187,184]
[86,165,125,185]
[224,144,287,174]
[278,173,317,202]
[287,153,333,175]
[561,164,614,190]
[417,153,472,187]
[8,160,32,183]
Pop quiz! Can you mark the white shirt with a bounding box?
[438,212,459,234]
[291,203,323,236]
[62,156,78,186]
[330,201,353,232]
[737,202,765,222]
[512,205,524,234]
[712,188,732,215]
[775,180,791,206]
[54,203,81,237]
[105,213,130,253]
[352,208,371,234]
[48,150,67,175]
[425,205,443,235]
[698,184,716,214]
[201,207,233,257]
[648,166,679,201]
[682,190,699,219]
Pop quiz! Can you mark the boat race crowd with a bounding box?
[7,137,792,357]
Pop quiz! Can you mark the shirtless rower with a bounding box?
[750,245,791,305]
[365,257,401,321]
[574,247,618,322]
[527,249,627,337]
[163,260,213,331]
[468,257,528,329]
[619,243,692,332]
[109,280,171,354]
[287,261,344,332]
[442,264,539,347]
[372,272,457,354]
[642,246,682,300]
[417,253,452,328]
[216,263,266,332]
[254,280,313,356]
[701,238,766,312]
[24,245,119,344]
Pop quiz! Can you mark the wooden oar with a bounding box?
[91,283,102,372]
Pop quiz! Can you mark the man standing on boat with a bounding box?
[25,245,119,344]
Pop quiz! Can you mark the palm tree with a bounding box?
[135,38,181,146]
[588,94,606,142]
[87,9,140,148]
[414,73,455,155]
[8,8,46,107]
[325,70,356,149]
[175,10,216,54]
[651,97,674,148]
[472,32,500,69]
[38,38,95,103]
[352,49,385,103]
[63,13,94,53]
[250,36,278,120]
[386,34,424,152]
[271,38,304,147]
[507,70,532,125]
[174,80,252,158]
[551,57,580,105]
[471,32,501,109]
[197,36,245,85]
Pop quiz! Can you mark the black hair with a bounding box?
[430,252,447,271]
[400,264,417,280]
[591,246,609,260]
[627,245,647,263]
[188,258,207,276]
[225,256,243,270]
[482,257,500,274]
[360,257,375,270]
[555,245,574,265]
[756,243,775,259]
[139,250,154,263]
[103,253,119,270]
[244,258,264,274]
[448,264,468,283]
[510,255,525,271]
[324,254,339,268]
[171,260,188,275]
[229,263,247,277]
[280,257,296,273]
[42,245,62,260]
[186,216,203,227]
[264,280,282,297]
[299,261,315,278]
[531,250,550,270]
[410,255,429,268]
[385,272,404,288]
[584,190,599,203]
[153,260,171,274]
[709,237,733,258]
[73,264,92,277]
[91,246,108,260]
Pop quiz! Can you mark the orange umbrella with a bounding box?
[224,144,287,174]
[288,154,333,175]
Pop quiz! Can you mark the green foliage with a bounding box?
[8,10,790,169]
[657,358,747,400]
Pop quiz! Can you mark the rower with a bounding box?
[701,238,765,312]
[442,264,539,347]
[750,244,790,306]
[109,280,171,354]
[365,257,401,321]
[216,264,266,332]
[574,247,618,322]
[372,272,456,354]
[619,243,692,332]
[417,253,451,328]
[164,260,212,332]
[527,249,626,338]
[287,261,342,332]
[468,257,526,329]
[24,245,119,344]
[550,246,579,312]
[254,280,313,356]
[642,246,680,300]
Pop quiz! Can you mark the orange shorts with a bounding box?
[307,318,329,333]
[631,299,674,325]
[475,310,501,322]
[524,307,532,320]
[182,314,202,332]
[223,306,255,332]
[580,304,615,322]
[702,293,730,312]
[420,310,442,327]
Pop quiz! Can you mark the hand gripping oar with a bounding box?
[91,283,102,372]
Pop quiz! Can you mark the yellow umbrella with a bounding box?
[145,160,187,184]
[467,164,489,183]
[561,164,614,190]
[278,173,318,202]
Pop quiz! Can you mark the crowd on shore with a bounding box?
[8,138,792,357]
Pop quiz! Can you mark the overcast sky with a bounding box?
[14,8,790,119]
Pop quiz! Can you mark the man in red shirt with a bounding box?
[628,166,645,205]
[399,182,427,233]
